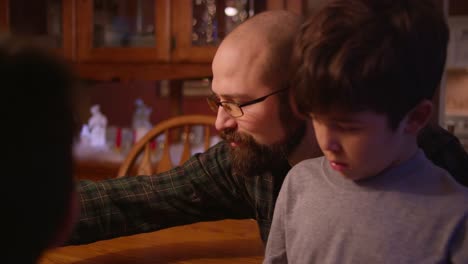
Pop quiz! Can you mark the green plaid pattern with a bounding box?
[68,124,467,245]
[68,141,290,244]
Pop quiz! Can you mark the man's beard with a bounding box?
[220,121,305,177]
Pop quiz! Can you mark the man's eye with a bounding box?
[223,103,234,111]
[210,95,220,102]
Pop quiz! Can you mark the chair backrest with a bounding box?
[117,114,217,177]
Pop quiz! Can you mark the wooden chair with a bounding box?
[117,115,216,177]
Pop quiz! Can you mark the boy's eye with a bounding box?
[311,116,361,132]
[336,125,360,132]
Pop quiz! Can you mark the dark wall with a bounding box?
[77,80,212,128]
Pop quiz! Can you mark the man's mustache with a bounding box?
[220,129,250,143]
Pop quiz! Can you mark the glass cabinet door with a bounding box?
[0,0,73,59]
[93,0,155,47]
[191,0,252,46]
[171,0,262,62]
[76,0,170,62]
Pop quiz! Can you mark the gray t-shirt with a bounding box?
[264,150,468,264]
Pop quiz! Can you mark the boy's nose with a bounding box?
[322,130,341,153]
[215,107,237,132]
[325,140,341,153]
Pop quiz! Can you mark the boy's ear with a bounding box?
[403,99,433,134]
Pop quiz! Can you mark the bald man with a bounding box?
[68,10,468,245]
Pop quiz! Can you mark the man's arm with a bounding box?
[67,141,255,245]
[418,124,468,187]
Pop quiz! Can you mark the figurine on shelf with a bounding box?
[79,124,91,146]
[88,104,108,148]
[132,98,152,142]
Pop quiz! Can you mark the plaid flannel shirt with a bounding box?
[68,124,467,245]
[68,141,290,245]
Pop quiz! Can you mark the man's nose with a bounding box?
[215,107,237,132]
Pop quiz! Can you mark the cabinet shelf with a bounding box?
[74,61,212,81]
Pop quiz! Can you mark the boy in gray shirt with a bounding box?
[264,0,468,263]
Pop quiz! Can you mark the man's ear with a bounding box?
[289,90,309,120]
[403,99,433,134]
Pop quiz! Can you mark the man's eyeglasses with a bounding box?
[206,88,288,118]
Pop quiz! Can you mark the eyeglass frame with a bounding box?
[206,88,289,118]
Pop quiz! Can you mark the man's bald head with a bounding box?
[214,10,302,87]
[210,11,306,179]
[225,10,301,45]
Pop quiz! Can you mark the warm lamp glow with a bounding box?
[224,7,238,17]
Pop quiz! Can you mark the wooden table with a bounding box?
[39,220,264,264]
[74,158,120,181]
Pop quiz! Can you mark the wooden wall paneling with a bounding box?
[450,0,468,16]
[0,0,9,31]
[76,0,92,62]
[62,0,76,60]
[169,79,183,140]
[157,0,171,61]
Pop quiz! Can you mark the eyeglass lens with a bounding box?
[206,96,243,117]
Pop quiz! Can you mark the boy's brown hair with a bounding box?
[292,0,448,129]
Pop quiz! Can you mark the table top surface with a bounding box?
[39,219,264,264]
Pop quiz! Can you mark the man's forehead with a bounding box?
[210,87,255,101]
[211,79,275,101]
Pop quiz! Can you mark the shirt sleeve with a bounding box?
[263,175,289,263]
[67,141,255,245]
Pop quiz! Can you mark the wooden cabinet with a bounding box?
[171,0,304,62]
[76,0,170,63]
[171,0,224,63]
[0,0,304,79]
[0,0,75,60]
[172,0,258,62]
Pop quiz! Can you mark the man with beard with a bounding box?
[67,10,468,246]
[206,9,311,177]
